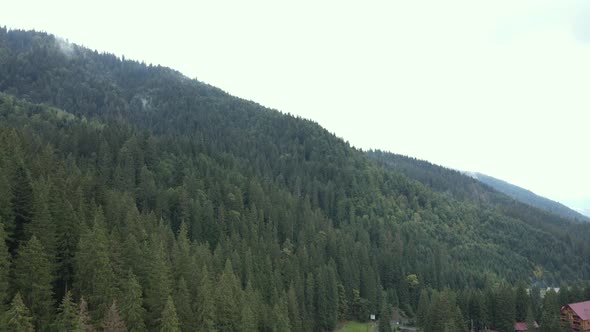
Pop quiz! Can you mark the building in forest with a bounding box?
[514,321,538,331]
[561,300,590,331]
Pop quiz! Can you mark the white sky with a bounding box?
[2,0,589,211]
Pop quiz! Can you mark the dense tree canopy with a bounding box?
[0,27,589,331]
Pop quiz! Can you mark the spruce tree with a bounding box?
[120,271,147,332]
[525,306,536,332]
[13,235,54,329]
[55,291,82,332]
[196,265,216,331]
[102,300,126,332]
[173,277,193,332]
[144,239,172,329]
[495,285,515,332]
[540,290,562,332]
[0,219,9,309]
[74,209,114,321]
[26,181,56,262]
[287,284,302,332]
[4,293,34,332]
[515,283,528,322]
[215,260,241,332]
[79,297,96,332]
[8,164,34,255]
[416,288,430,329]
[159,295,180,332]
[379,302,393,332]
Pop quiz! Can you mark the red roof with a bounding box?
[567,301,590,321]
[515,321,539,331]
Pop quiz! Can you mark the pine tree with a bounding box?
[337,283,348,322]
[0,219,9,309]
[287,284,302,332]
[416,288,430,329]
[102,300,126,332]
[173,277,193,332]
[159,295,180,332]
[79,297,96,332]
[215,260,241,332]
[495,285,515,332]
[144,239,172,329]
[25,181,56,262]
[515,282,528,322]
[272,292,291,332]
[196,265,216,331]
[119,271,147,332]
[74,209,114,321]
[526,306,536,332]
[4,293,34,332]
[55,291,82,332]
[13,235,54,329]
[8,164,34,255]
[379,302,393,332]
[315,265,338,331]
[540,290,562,332]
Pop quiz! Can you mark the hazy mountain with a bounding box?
[1,27,590,331]
[469,172,590,222]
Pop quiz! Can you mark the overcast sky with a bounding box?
[2,0,589,212]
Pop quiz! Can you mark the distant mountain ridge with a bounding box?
[468,172,590,222]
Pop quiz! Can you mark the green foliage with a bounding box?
[102,300,126,332]
[159,295,180,332]
[74,209,114,321]
[0,28,589,331]
[215,260,241,331]
[540,290,562,332]
[54,291,82,332]
[416,289,430,329]
[4,293,34,332]
[119,271,147,332]
[0,219,9,309]
[13,235,54,329]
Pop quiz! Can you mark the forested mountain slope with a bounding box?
[0,28,589,331]
[470,172,590,222]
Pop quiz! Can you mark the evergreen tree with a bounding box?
[8,164,34,255]
[159,295,180,332]
[315,265,338,331]
[215,260,241,332]
[173,277,193,332]
[119,271,147,332]
[416,288,430,329]
[26,181,56,262]
[55,291,82,332]
[273,293,291,332]
[379,302,392,332]
[337,283,348,322]
[0,219,9,309]
[144,239,172,329]
[102,300,126,332]
[74,209,114,321]
[525,306,536,332]
[540,290,562,332]
[13,235,54,329]
[79,297,96,332]
[196,265,216,331]
[4,293,34,332]
[495,285,515,332]
[515,282,528,322]
[287,284,302,332]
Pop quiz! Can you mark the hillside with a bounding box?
[366,150,590,223]
[469,172,590,222]
[0,28,589,331]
